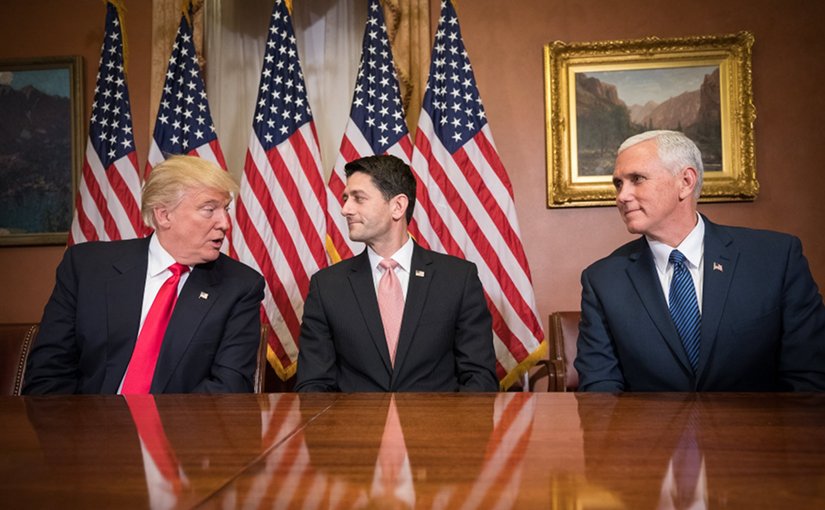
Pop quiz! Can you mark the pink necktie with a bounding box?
[377,259,404,365]
[122,263,189,394]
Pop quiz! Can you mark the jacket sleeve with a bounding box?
[574,268,625,392]
[23,248,83,394]
[454,263,499,392]
[777,236,825,391]
[295,274,340,392]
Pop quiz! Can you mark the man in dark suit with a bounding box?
[295,155,498,392]
[23,156,265,394]
[575,130,825,391]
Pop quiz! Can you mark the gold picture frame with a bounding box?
[0,56,84,245]
[544,32,757,207]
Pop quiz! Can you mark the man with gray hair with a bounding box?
[24,155,265,394]
[574,130,825,391]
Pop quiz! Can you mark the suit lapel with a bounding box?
[151,259,222,393]
[697,218,737,382]
[393,244,433,377]
[348,251,394,374]
[625,239,694,374]
[102,239,151,393]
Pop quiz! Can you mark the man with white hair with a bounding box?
[575,130,825,391]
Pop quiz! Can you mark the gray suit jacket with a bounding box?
[295,243,498,392]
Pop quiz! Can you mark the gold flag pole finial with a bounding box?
[107,0,129,72]
[181,0,193,26]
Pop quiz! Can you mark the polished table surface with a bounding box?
[1,392,824,508]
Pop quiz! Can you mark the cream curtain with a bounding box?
[151,0,430,180]
[204,0,365,177]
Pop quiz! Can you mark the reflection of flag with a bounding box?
[410,0,545,387]
[232,0,328,381]
[326,0,413,263]
[145,5,227,174]
[223,394,367,508]
[69,1,143,245]
[463,393,535,509]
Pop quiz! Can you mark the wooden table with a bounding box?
[1,393,824,508]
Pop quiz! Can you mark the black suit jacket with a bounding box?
[575,216,825,391]
[23,237,265,394]
[295,243,498,392]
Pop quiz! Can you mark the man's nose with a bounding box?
[615,183,630,203]
[215,208,231,230]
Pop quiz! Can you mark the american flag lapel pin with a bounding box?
[713,262,724,272]
[199,292,209,300]
[415,270,425,277]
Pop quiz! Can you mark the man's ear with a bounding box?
[153,206,172,231]
[390,194,409,222]
[679,167,699,200]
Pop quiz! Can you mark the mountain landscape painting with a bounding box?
[0,65,74,239]
[574,65,722,177]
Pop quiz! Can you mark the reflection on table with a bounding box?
[1,392,823,508]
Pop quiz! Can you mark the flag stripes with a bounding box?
[410,0,545,387]
[233,0,328,380]
[69,2,143,245]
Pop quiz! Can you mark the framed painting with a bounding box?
[544,32,757,207]
[0,56,83,245]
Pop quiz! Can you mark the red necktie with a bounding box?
[377,259,404,365]
[122,263,189,394]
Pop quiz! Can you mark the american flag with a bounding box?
[233,0,328,381]
[326,0,414,263]
[145,7,227,174]
[410,0,545,388]
[69,1,143,245]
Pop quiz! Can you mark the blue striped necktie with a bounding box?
[669,250,701,371]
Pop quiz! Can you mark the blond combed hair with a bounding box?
[141,155,239,228]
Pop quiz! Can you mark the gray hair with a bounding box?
[618,130,704,199]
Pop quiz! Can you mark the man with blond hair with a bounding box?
[24,156,265,394]
[575,130,825,392]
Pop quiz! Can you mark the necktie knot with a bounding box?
[379,259,399,272]
[669,249,687,267]
[168,263,189,279]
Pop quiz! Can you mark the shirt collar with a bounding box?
[647,213,705,272]
[367,236,414,273]
[148,234,183,278]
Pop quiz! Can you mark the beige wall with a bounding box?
[1,0,824,334]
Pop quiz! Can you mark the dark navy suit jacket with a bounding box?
[295,243,498,392]
[23,237,265,394]
[575,216,825,391]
